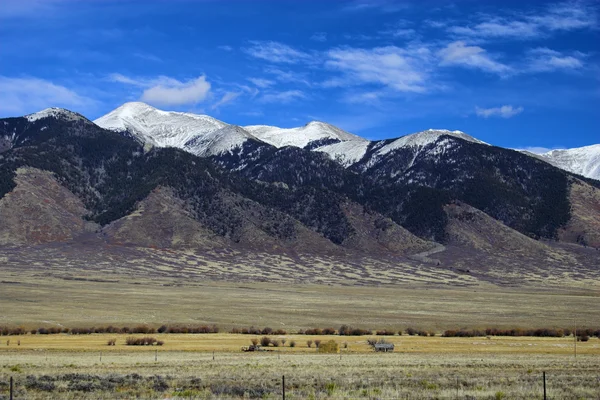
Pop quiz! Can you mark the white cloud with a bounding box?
[387,28,416,38]
[342,0,410,13]
[133,52,162,62]
[526,48,585,72]
[325,45,432,93]
[211,91,240,110]
[109,74,212,106]
[264,67,312,86]
[447,1,597,40]
[243,41,311,63]
[259,90,305,103]
[108,73,145,86]
[217,45,233,51]
[448,20,540,39]
[247,77,274,88]
[0,76,93,116]
[438,41,510,74]
[532,1,597,31]
[140,76,211,106]
[475,105,523,118]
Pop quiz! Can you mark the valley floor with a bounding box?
[1,338,599,399]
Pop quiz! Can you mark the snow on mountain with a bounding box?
[94,102,229,149]
[25,108,86,122]
[538,144,600,181]
[315,140,370,167]
[244,121,367,149]
[183,125,260,157]
[377,129,487,156]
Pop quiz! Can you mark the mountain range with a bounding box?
[0,103,599,286]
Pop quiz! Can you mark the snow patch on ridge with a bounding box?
[26,108,85,122]
[378,129,487,156]
[540,144,600,181]
[315,140,370,167]
[244,121,367,149]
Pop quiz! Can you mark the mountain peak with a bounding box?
[25,108,86,123]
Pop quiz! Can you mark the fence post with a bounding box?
[10,376,13,400]
[543,371,547,400]
[155,349,157,362]
[282,375,285,400]
[456,376,459,399]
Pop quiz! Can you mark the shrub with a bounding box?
[318,340,339,353]
[157,325,167,333]
[261,327,273,335]
[260,336,271,347]
[289,341,296,347]
[271,339,280,347]
[281,338,287,346]
[125,336,159,346]
[156,340,164,346]
[307,340,313,348]
[314,340,321,348]
[230,327,241,334]
[323,327,336,335]
[339,325,371,336]
[106,338,116,346]
[251,338,259,346]
[406,327,417,336]
[578,335,589,342]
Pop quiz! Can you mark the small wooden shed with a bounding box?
[374,343,395,352]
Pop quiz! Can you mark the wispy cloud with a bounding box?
[325,45,432,93]
[211,91,240,110]
[243,41,311,64]
[342,0,410,13]
[264,67,313,86]
[447,1,598,40]
[526,48,585,72]
[247,77,275,88]
[0,76,93,116]
[259,90,305,103]
[438,41,510,74]
[133,52,162,62]
[475,105,523,118]
[217,45,233,51]
[310,32,327,42]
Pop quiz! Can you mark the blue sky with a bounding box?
[1,0,599,151]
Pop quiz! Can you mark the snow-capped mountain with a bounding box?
[94,102,226,146]
[94,102,366,158]
[92,102,600,181]
[244,121,367,149]
[536,145,600,181]
[26,107,86,123]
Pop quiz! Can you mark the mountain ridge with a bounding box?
[92,102,599,181]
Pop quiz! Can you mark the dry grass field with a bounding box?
[1,335,599,399]
[1,268,600,331]
[2,247,600,398]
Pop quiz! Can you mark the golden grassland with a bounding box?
[1,269,600,331]
[1,335,599,399]
[0,333,599,355]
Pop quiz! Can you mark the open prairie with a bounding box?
[1,335,600,399]
[1,266,600,330]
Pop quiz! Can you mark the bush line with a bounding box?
[1,325,599,338]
